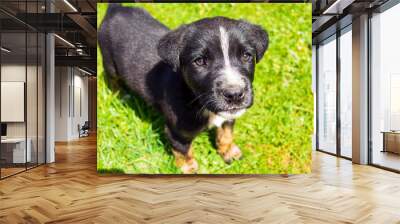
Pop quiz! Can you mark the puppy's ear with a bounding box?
[157,25,188,72]
[238,20,269,63]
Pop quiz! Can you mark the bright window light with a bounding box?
[54,34,75,48]
[63,0,78,12]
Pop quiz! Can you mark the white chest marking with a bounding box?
[208,113,228,128]
[207,109,247,128]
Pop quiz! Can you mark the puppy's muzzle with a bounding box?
[210,76,252,113]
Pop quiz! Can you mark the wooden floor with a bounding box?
[1,135,400,223]
[0,167,26,178]
[373,151,400,171]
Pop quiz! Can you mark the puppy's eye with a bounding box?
[242,52,253,62]
[193,57,207,66]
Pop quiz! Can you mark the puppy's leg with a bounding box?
[216,121,242,163]
[165,126,198,174]
[172,147,198,174]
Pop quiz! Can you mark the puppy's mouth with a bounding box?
[217,108,247,120]
[199,95,252,119]
[199,96,248,120]
[196,88,252,119]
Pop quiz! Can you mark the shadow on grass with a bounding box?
[102,71,171,154]
[97,167,125,174]
[207,128,217,149]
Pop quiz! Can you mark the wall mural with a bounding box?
[97,3,313,174]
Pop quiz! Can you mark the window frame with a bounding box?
[315,23,353,161]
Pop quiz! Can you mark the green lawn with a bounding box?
[97,3,313,174]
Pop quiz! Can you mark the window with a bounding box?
[317,35,337,154]
[339,27,352,158]
[370,3,400,171]
[0,1,46,179]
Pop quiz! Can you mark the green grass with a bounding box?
[97,3,313,174]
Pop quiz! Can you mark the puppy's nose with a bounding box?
[222,88,245,104]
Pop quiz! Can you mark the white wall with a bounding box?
[54,67,89,141]
[1,65,26,132]
[55,66,69,141]
[1,82,25,122]
[1,65,38,138]
[1,64,25,81]
[72,72,89,138]
[1,63,46,164]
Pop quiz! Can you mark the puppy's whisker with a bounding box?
[196,101,209,118]
[196,97,214,119]
[188,91,212,105]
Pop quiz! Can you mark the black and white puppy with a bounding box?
[98,5,269,173]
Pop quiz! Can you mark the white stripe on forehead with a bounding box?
[219,26,245,88]
[219,26,230,67]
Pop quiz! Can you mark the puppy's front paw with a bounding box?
[173,149,198,174]
[180,159,198,174]
[220,144,242,164]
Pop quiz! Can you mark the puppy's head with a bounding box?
[158,17,269,119]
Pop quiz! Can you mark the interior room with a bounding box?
[313,0,400,172]
[0,1,46,178]
[370,3,400,171]
[0,0,399,223]
[0,0,96,179]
